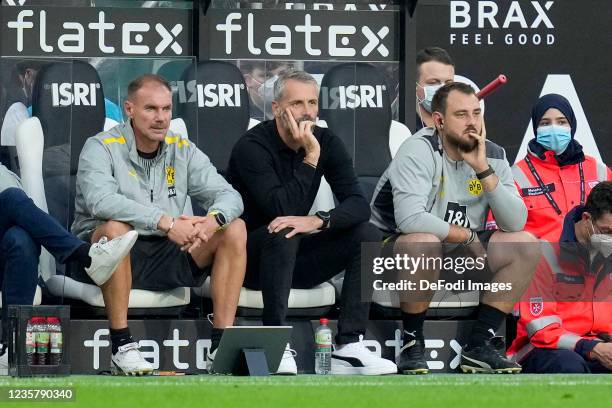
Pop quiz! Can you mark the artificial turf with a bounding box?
[1,374,611,408]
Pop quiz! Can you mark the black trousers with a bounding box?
[244,222,381,345]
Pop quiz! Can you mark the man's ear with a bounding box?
[271,100,280,118]
[432,111,444,130]
[581,211,592,223]
[124,100,133,119]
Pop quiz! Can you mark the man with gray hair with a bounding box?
[227,70,397,375]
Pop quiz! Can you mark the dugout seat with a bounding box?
[14,60,190,311]
[177,60,258,174]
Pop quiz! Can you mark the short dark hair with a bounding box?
[584,181,612,221]
[15,60,49,75]
[239,60,266,75]
[416,47,455,80]
[127,74,171,100]
[431,82,476,114]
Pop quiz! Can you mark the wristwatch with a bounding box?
[209,211,228,231]
[476,165,495,180]
[315,211,331,230]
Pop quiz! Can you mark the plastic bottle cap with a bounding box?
[319,318,329,325]
[47,317,60,324]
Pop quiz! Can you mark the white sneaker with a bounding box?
[274,343,297,375]
[206,348,216,373]
[0,349,8,376]
[331,340,397,375]
[86,231,138,286]
[110,342,153,376]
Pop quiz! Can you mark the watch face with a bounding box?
[316,211,330,220]
[215,213,227,226]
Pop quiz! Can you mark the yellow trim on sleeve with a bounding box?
[165,135,189,148]
[165,136,179,144]
[103,135,126,145]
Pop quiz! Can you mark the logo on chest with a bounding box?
[444,202,470,228]
[166,166,176,198]
[467,178,483,197]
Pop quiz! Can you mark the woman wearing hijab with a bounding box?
[512,94,611,242]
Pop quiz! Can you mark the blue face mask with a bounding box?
[417,83,443,113]
[536,125,572,155]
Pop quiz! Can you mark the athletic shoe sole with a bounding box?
[460,364,521,374]
[111,361,154,376]
[87,231,138,286]
[331,364,397,375]
[401,367,429,375]
[272,371,297,376]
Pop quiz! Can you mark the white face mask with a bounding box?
[590,220,612,258]
[257,75,278,119]
[257,75,278,103]
[416,82,444,113]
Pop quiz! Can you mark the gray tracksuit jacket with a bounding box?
[0,164,22,194]
[370,127,527,239]
[72,121,243,239]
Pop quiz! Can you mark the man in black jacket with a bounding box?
[227,70,396,375]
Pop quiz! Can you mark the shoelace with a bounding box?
[284,347,297,358]
[93,236,112,253]
[335,339,373,354]
[117,342,140,353]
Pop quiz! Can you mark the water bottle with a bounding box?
[47,317,63,365]
[314,318,332,374]
[25,318,36,365]
[34,317,49,365]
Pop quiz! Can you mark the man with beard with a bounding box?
[370,82,540,374]
[227,70,397,376]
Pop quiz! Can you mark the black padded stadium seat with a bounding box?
[319,62,392,201]
[31,60,106,229]
[177,60,250,174]
[155,60,193,116]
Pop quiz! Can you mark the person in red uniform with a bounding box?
[512,94,611,242]
[507,181,612,373]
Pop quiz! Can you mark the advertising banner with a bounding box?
[415,0,611,164]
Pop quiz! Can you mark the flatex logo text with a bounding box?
[5,8,185,56]
[449,1,556,46]
[211,10,396,61]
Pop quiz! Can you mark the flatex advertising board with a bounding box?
[0,4,193,58]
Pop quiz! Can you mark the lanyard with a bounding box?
[578,161,585,206]
[524,156,585,215]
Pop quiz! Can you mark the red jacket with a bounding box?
[507,209,612,362]
[512,151,610,242]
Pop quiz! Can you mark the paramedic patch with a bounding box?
[521,183,555,197]
[529,297,543,317]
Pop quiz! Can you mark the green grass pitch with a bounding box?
[1,374,611,408]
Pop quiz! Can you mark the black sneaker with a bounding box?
[460,341,521,374]
[397,338,429,374]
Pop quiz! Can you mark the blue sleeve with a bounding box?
[104,99,123,123]
[575,339,601,361]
